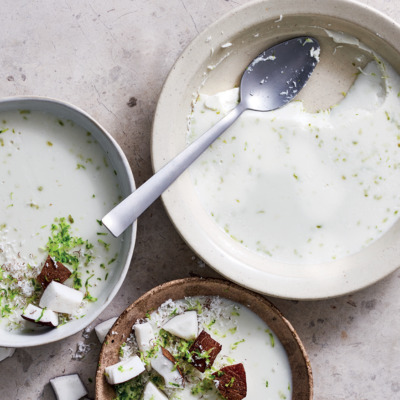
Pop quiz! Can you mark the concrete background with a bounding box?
[0,1,399,399]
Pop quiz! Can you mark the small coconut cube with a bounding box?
[143,381,168,400]
[36,255,72,289]
[39,281,84,314]
[0,347,15,362]
[212,363,247,400]
[133,321,155,354]
[104,355,145,385]
[150,347,184,388]
[95,317,118,343]
[162,310,198,341]
[133,321,155,371]
[189,330,222,372]
[50,373,88,400]
[22,304,59,327]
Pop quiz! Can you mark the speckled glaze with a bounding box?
[151,0,400,299]
[95,278,313,400]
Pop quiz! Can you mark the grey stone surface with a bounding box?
[0,1,399,399]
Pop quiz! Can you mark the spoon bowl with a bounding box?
[241,37,319,111]
[102,37,319,237]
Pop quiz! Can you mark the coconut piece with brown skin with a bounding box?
[150,347,184,388]
[189,330,222,373]
[21,303,59,327]
[36,255,71,289]
[212,363,247,400]
[161,347,184,378]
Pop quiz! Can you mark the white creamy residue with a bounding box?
[188,59,400,263]
[0,110,122,330]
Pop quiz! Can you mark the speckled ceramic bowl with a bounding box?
[0,97,136,347]
[151,0,400,299]
[95,277,313,399]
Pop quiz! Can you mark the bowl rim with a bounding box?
[0,96,137,347]
[95,277,313,399]
[151,0,400,300]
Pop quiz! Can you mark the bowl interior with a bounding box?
[151,0,400,299]
[0,97,136,347]
[95,278,312,399]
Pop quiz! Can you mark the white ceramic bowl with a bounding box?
[0,97,136,347]
[151,0,400,299]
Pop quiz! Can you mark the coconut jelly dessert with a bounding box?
[108,296,292,400]
[0,109,122,331]
[188,53,400,264]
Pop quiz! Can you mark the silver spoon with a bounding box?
[103,36,320,237]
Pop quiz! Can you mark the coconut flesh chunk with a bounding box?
[189,330,222,372]
[36,255,72,289]
[133,321,155,371]
[104,355,145,385]
[21,303,59,328]
[50,373,88,400]
[212,363,247,400]
[95,317,118,343]
[0,347,15,362]
[143,381,168,400]
[150,348,184,389]
[162,310,198,341]
[39,281,84,314]
[133,321,155,354]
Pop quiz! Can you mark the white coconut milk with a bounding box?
[188,59,400,263]
[0,110,122,330]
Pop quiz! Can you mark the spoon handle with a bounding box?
[102,102,246,237]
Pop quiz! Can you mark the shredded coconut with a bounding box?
[71,341,91,360]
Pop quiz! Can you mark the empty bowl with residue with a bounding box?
[0,97,136,347]
[151,0,400,299]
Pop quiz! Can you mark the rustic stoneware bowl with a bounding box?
[0,97,136,347]
[95,277,313,399]
[151,0,400,299]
